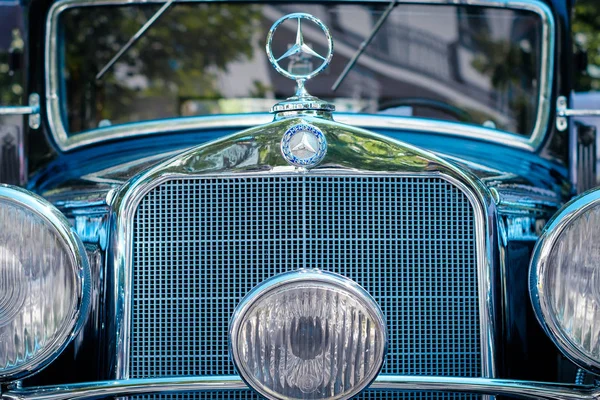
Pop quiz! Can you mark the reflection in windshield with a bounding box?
[61,3,542,137]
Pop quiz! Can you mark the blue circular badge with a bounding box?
[281,123,327,168]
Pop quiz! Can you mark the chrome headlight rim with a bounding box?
[0,184,91,381]
[229,269,388,400]
[530,189,600,375]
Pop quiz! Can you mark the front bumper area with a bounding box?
[2,375,599,400]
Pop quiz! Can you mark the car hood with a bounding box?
[33,116,569,220]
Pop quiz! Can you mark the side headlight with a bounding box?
[530,188,600,374]
[0,185,90,381]
[229,270,387,400]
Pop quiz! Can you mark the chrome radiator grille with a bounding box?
[129,175,481,397]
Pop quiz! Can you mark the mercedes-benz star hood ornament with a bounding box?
[266,13,335,114]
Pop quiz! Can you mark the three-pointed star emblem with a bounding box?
[276,17,327,63]
[281,123,327,167]
[291,132,317,156]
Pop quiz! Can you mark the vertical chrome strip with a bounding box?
[45,0,555,152]
[109,169,498,382]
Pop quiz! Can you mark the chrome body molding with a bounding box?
[45,0,555,152]
[0,185,91,381]
[499,215,545,241]
[556,95,600,132]
[530,189,600,375]
[3,376,599,400]
[489,184,562,215]
[48,190,117,210]
[49,195,112,249]
[0,93,41,129]
[105,114,499,380]
[490,183,559,241]
[71,211,110,250]
[75,246,105,356]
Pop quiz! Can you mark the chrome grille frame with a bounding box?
[108,168,497,382]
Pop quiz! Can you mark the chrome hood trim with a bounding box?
[3,376,599,400]
[105,115,500,381]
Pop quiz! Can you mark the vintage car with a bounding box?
[1,0,600,399]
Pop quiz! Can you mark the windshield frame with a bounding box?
[45,0,555,152]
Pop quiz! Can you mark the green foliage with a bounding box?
[0,29,24,106]
[63,3,262,132]
[471,39,528,91]
[470,27,538,135]
[0,58,23,105]
[248,80,272,99]
[573,0,600,91]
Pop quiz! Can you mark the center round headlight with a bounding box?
[229,270,387,400]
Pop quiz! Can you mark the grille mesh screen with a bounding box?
[130,175,481,398]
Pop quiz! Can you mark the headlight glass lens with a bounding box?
[0,246,27,327]
[230,270,387,400]
[0,187,88,380]
[546,204,600,360]
[531,191,600,373]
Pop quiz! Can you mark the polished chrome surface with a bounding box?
[267,13,335,113]
[0,94,40,129]
[556,96,600,132]
[49,203,111,382]
[3,376,600,400]
[229,269,387,400]
[45,0,554,152]
[0,185,90,381]
[569,122,597,194]
[74,246,105,354]
[489,183,562,215]
[280,122,327,167]
[271,98,336,115]
[266,13,333,84]
[72,212,110,250]
[107,114,498,382]
[530,189,600,375]
[500,215,545,241]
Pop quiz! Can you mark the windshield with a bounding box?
[59,2,544,137]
